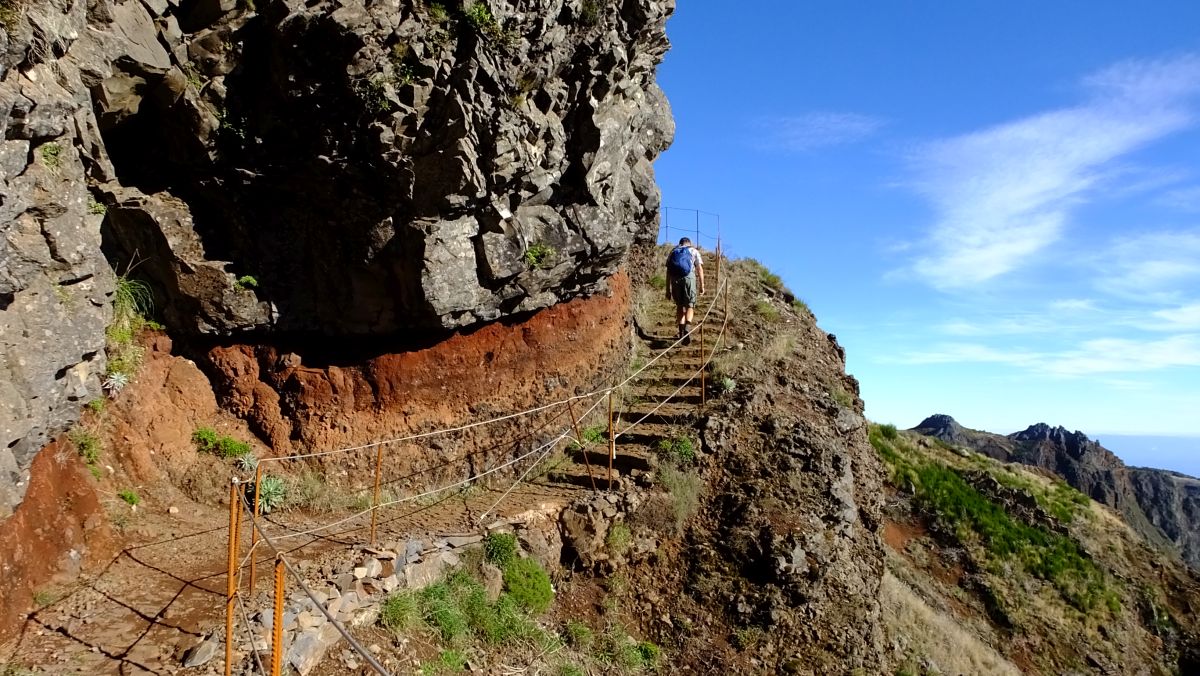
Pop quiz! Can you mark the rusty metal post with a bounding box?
[370,444,384,545]
[607,390,615,489]
[270,556,285,676]
[249,465,262,592]
[714,237,721,289]
[700,322,706,413]
[225,479,240,676]
[567,399,598,493]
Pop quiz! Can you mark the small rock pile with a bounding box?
[184,533,487,675]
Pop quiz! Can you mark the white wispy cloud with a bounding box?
[1096,229,1200,301]
[758,112,884,152]
[892,334,1200,376]
[1159,185,1200,211]
[905,55,1200,290]
[1150,303,1200,330]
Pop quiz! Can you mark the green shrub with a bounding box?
[234,275,258,291]
[217,436,250,458]
[582,426,606,444]
[649,274,666,290]
[579,0,599,24]
[427,2,448,21]
[192,427,218,452]
[502,557,553,614]
[484,532,518,567]
[656,436,695,465]
[86,398,107,414]
[880,423,899,440]
[606,522,632,556]
[635,641,661,666]
[117,489,140,506]
[465,2,496,31]
[524,242,555,268]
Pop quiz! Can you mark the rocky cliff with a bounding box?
[1,0,675,514]
[913,414,1200,568]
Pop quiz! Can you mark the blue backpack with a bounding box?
[667,246,693,277]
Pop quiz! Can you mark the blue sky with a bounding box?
[654,2,1200,474]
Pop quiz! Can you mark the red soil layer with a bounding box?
[0,441,116,639]
[205,272,633,487]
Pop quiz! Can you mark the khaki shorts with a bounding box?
[671,274,697,308]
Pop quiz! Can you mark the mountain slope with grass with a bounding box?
[875,424,1200,674]
[914,414,1200,570]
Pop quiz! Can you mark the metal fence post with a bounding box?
[249,465,262,592]
[607,390,615,489]
[699,322,706,413]
[370,444,384,545]
[270,556,285,676]
[225,479,240,676]
[567,399,599,493]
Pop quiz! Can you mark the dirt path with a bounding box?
[1,284,722,676]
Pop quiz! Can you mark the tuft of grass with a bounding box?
[69,427,102,466]
[39,142,63,169]
[658,463,702,535]
[503,557,553,614]
[117,489,140,506]
[524,242,555,268]
[192,427,251,458]
[791,298,810,314]
[381,590,421,631]
[830,384,854,408]
[564,620,594,650]
[86,398,107,414]
[754,299,780,322]
[484,532,519,567]
[606,522,632,557]
[87,195,107,215]
[427,2,448,22]
[420,649,467,675]
[649,274,666,290]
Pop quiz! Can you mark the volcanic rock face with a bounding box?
[914,414,1200,568]
[0,0,675,512]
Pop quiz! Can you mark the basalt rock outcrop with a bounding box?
[913,414,1200,569]
[1,0,675,512]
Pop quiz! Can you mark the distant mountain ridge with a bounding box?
[912,414,1200,569]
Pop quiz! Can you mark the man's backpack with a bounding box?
[667,246,693,277]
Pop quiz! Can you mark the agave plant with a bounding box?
[103,372,130,394]
[255,475,287,514]
[237,453,259,473]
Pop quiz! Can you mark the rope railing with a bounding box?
[222,234,737,675]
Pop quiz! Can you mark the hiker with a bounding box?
[665,237,705,344]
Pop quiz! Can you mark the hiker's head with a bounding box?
[678,237,691,246]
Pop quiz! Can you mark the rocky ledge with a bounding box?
[1,0,675,512]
